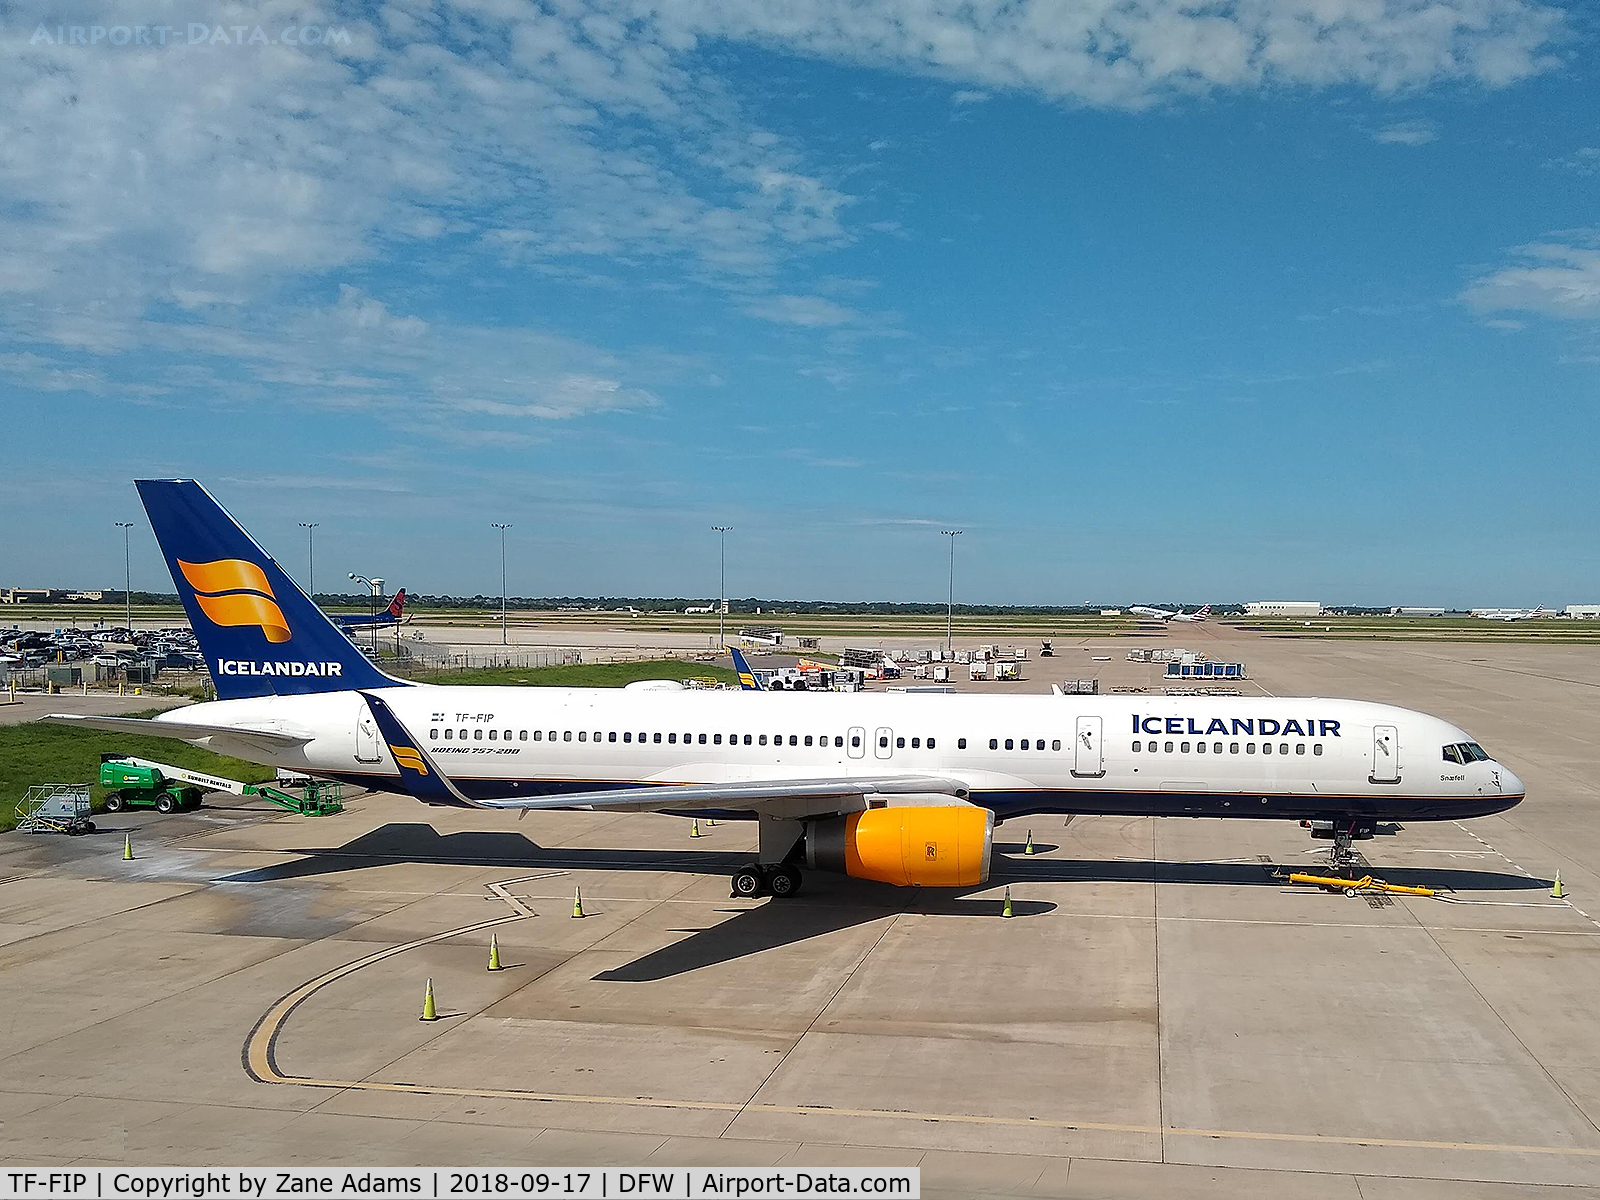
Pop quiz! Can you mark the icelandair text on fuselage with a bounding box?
[3,1167,918,1199]
[216,659,343,677]
[1132,713,1341,738]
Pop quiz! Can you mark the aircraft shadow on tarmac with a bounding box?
[212,823,1549,981]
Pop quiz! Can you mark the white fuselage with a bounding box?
[163,686,1523,824]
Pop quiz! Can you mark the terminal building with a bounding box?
[1243,600,1323,617]
[1568,605,1600,620]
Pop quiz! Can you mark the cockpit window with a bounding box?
[1465,742,1490,762]
[1445,742,1492,763]
[1442,745,1462,764]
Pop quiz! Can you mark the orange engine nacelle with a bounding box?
[805,805,993,887]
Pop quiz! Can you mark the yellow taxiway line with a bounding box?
[242,877,1600,1162]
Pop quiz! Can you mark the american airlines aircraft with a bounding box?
[44,482,1524,899]
[1130,603,1211,623]
[1475,605,1548,622]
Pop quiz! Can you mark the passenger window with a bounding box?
[623,732,631,743]
[668,733,677,744]
[789,735,798,746]
[850,735,860,747]
[1164,741,1173,752]
[474,729,483,741]
[520,731,528,742]
[745,734,753,745]
[1181,741,1190,753]
[928,737,936,749]
[1214,741,1222,754]
[804,735,813,746]
[460,729,468,740]
[533,730,542,741]
[1196,742,1206,753]
[563,731,572,742]
[1132,741,1141,752]
[431,728,439,740]
[609,732,617,743]
[1295,743,1305,755]
[1314,744,1323,756]
[1148,741,1157,752]
[1246,743,1255,754]
[1230,742,1238,754]
[578,731,587,742]
[1052,739,1061,751]
[713,734,721,745]
[958,738,967,749]
[1261,742,1270,754]
[489,730,497,740]
[1004,738,1014,750]
[896,737,905,749]
[653,732,662,743]
[760,735,768,745]
[1280,743,1289,755]
[1442,745,1461,764]
[699,733,707,745]
[879,735,888,748]
[910,737,919,749]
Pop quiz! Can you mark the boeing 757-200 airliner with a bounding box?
[44,481,1524,899]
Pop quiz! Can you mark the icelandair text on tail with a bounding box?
[3,1170,918,1199]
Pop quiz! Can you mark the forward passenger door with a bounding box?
[1072,715,1104,778]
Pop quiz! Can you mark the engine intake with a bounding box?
[806,805,993,887]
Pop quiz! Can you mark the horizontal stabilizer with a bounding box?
[477,773,969,813]
[39,713,312,746]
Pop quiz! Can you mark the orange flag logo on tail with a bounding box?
[178,559,292,643]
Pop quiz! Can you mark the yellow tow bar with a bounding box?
[1288,872,1436,897]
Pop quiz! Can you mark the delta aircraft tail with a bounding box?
[135,479,406,700]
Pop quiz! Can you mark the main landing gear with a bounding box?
[732,864,803,899]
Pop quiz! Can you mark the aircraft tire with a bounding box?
[768,866,802,898]
[732,867,765,898]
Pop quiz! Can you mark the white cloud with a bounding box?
[1545,147,1600,175]
[0,0,1569,425]
[1461,240,1600,320]
[745,294,859,327]
[1375,120,1437,145]
[650,0,1565,108]
[951,89,990,104]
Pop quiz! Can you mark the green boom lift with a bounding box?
[98,754,343,816]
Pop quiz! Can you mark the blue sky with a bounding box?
[2,0,1597,607]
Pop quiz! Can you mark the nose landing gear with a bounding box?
[731,864,803,898]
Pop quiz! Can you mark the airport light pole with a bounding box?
[492,523,512,645]
[349,572,379,652]
[941,529,963,654]
[712,526,732,648]
[299,523,319,600]
[115,522,134,636]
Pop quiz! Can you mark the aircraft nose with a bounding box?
[1498,764,1525,800]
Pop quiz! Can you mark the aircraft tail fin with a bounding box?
[135,479,407,700]
[728,645,764,690]
[387,588,407,620]
[1195,604,1211,621]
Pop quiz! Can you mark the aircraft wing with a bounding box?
[39,713,314,746]
[475,773,971,813]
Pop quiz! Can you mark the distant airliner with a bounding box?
[1130,603,1211,623]
[44,482,1522,900]
[1475,605,1548,622]
[331,589,407,629]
